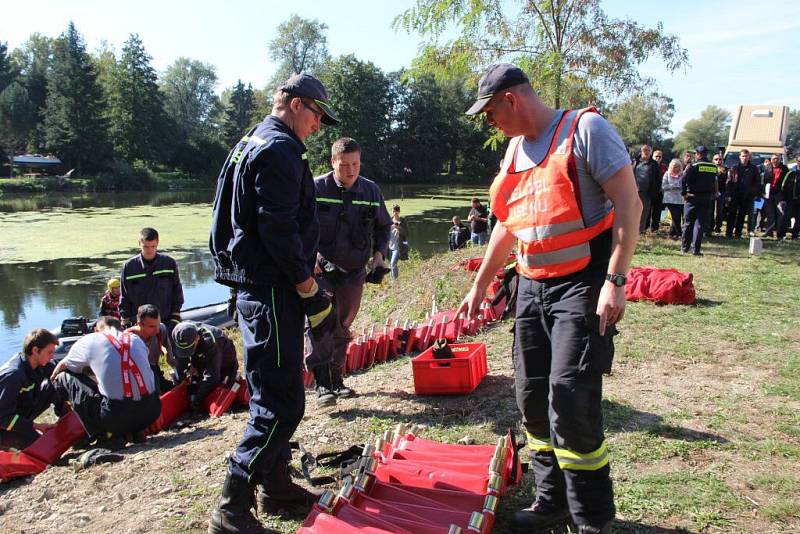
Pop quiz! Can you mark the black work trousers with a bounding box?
[682,197,711,254]
[514,265,616,527]
[53,371,160,438]
[229,286,305,485]
[726,196,754,238]
[307,269,366,372]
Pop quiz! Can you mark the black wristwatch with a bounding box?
[605,273,627,287]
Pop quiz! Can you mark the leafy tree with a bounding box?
[0,82,36,176]
[606,92,674,153]
[221,80,256,146]
[306,55,393,179]
[268,14,330,88]
[160,57,220,141]
[673,106,731,157]
[43,22,112,172]
[107,34,167,163]
[787,109,800,159]
[395,0,687,107]
[9,34,54,150]
[0,41,18,93]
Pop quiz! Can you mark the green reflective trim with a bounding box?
[317,197,344,204]
[125,273,147,281]
[19,384,34,393]
[6,414,19,431]
[247,417,279,480]
[696,163,717,173]
[152,269,174,276]
[554,441,609,471]
[271,288,281,368]
[302,153,308,160]
[352,200,380,207]
[525,431,553,453]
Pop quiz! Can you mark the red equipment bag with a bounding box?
[23,410,88,465]
[0,450,47,482]
[625,267,696,305]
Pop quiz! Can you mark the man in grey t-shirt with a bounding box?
[458,63,641,534]
[51,316,161,447]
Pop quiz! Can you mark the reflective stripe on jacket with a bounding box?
[490,107,615,280]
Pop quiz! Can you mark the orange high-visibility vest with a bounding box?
[489,107,615,280]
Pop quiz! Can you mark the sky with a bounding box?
[2,0,799,134]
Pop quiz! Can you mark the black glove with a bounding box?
[365,266,391,284]
[301,287,336,340]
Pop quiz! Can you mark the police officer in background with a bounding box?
[208,73,339,533]
[310,137,392,407]
[119,227,184,331]
[681,146,718,255]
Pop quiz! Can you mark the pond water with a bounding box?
[0,184,490,361]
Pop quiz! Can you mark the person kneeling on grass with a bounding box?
[50,316,161,449]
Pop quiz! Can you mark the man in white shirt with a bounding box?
[51,316,161,448]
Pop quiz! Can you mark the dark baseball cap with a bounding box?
[695,145,708,154]
[172,321,199,358]
[466,63,530,115]
[279,73,340,125]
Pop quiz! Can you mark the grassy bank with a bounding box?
[231,235,800,533]
[2,234,798,533]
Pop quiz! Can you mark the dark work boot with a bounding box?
[313,365,336,408]
[330,365,355,398]
[511,499,570,532]
[208,471,271,534]
[257,459,323,519]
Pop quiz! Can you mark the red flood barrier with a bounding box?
[23,410,88,465]
[0,450,47,482]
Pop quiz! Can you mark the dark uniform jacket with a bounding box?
[314,172,392,271]
[119,253,183,324]
[780,169,800,202]
[681,158,717,200]
[180,324,238,400]
[0,354,54,439]
[210,115,318,288]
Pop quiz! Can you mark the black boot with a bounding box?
[511,498,570,532]
[257,458,322,519]
[208,471,270,534]
[330,365,355,398]
[312,365,336,408]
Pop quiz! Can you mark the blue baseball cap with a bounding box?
[279,73,340,125]
[466,63,530,115]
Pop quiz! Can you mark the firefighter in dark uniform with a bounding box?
[0,329,64,450]
[459,64,641,534]
[208,73,339,533]
[119,227,184,331]
[309,137,392,407]
[681,146,718,255]
[171,321,239,409]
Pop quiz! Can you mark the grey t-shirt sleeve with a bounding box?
[62,335,92,373]
[573,112,631,185]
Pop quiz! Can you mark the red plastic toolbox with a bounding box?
[411,342,487,395]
